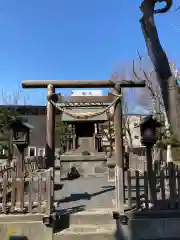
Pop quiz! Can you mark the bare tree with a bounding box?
[0,88,29,106]
[132,55,167,117]
[139,0,180,162]
[140,0,180,141]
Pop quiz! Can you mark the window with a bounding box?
[28,147,36,157]
[38,148,45,157]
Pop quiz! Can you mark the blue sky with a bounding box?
[0,0,179,112]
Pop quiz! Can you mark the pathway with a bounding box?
[54,170,145,212]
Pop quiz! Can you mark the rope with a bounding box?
[48,94,122,120]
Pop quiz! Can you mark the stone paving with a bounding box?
[54,170,144,212]
[55,172,115,210]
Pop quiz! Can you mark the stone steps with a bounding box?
[53,209,117,240]
[62,208,115,225]
[53,224,116,240]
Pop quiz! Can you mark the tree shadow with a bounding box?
[60,177,69,181]
[55,204,86,215]
[54,183,64,191]
[58,185,115,203]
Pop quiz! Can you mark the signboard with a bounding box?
[71,90,103,96]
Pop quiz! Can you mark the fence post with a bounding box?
[37,173,42,213]
[160,170,165,200]
[2,173,8,213]
[127,170,132,209]
[28,175,33,213]
[135,171,141,209]
[10,167,16,212]
[16,147,25,211]
[177,168,180,207]
[168,162,176,201]
[45,168,53,216]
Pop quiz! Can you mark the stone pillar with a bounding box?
[113,85,124,212]
[45,84,55,214]
[46,84,55,169]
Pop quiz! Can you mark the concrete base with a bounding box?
[129,217,180,239]
[2,209,180,240]
[54,209,180,240]
[53,209,127,240]
[0,214,52,240]
[53,224,116,240]
[129,217,180,240]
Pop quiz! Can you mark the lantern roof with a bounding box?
[140,115,162,127]
[9,118,34,129]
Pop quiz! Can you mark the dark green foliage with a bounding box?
[156,132,180,149]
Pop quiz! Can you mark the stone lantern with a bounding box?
[10,118,33,148]
[140,115,161,204]
[140,115,161,146]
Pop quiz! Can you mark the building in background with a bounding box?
[126,114,145,148]
[0,105,62,159]
[101,114,148,153]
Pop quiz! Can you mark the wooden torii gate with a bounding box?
[22,79,145,212]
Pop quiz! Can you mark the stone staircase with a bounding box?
[53,209,117,240]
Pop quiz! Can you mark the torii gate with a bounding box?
[21,79,145,212]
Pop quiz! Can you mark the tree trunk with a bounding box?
[139,0,180,149]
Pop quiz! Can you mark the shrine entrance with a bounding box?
[21,80,145,213]
[75,122,94,137]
